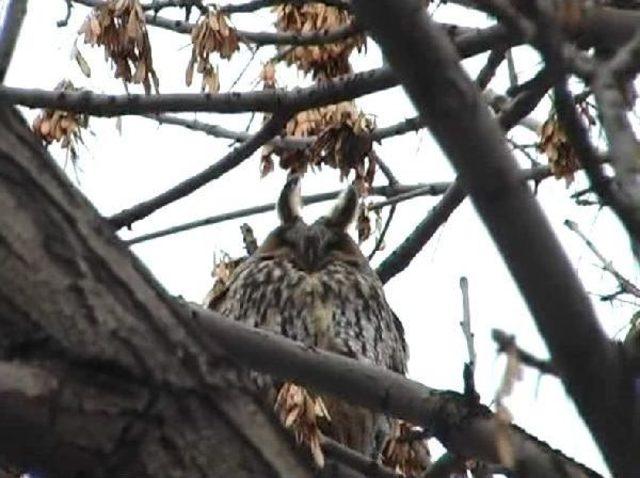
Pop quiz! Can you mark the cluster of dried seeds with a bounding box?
[261,100,377,194]
[32,81,89,164]
[186,10,240,93]
[274,3,365,80]
[275,382,330,468]
[538,114,581,185]
[78,0,159,93]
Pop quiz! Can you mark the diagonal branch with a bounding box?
[0,0,28,83]
[351,0,625,474]
[376,179,464,284]
[109,111,291,229]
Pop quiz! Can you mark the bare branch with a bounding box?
[0,0,28,83]
[459,277,476,371]
[125,183,425,245]
[376,180,465,284]
[591,31,640,244]
[564,219,640,298]
[351,0,624,473]
[218,0,353,15]
[110,111,291,229]
[145,112,427,147]
[0,67,396,116]
[190,304,602,478]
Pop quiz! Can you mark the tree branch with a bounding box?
[0,0,27,83]
[351,0,625,474]
[0,67,396,116]
[109,110,291,229]
[376,179,465,284]
[145,112,427,148]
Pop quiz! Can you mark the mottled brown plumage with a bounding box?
[207,176,408,461]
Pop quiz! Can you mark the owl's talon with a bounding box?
[275,382,330,468]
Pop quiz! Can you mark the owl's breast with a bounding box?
[214,257,406,372]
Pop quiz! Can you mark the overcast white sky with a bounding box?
[6,1,640,475]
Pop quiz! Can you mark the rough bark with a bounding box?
[0,106,316,478]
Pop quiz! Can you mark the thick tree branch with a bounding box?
[351,1,628,475]
[0,67,396,116]
[0,0,27,83]
[109,110,291,229]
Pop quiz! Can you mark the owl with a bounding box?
[207,176,426,470]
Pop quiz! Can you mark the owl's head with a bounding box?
[256,176,366,272]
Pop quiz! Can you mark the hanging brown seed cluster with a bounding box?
[32,81,89,163]
[538,114,581,185]
[274,382,330,468]
[186,10,240,93]
[273,3,365,80]
[261,101,377,192]
[381,421,431,476]
[78,0,159,94]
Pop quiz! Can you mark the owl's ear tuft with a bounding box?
[277,175,302,225]
[325,185,358,230]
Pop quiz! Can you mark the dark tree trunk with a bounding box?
[0,106,317,478]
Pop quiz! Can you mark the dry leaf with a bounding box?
[273,2,365,80]
[32,80,90,166]
[538,114,580,186]
[78,0,159,93]
[274,382,330,468]
[186,9,239,91]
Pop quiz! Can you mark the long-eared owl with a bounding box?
[206,176,408,461]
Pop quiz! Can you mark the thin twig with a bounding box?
[564,219,640,298]
[459,277,476,370]
[125,183,425,245]
[57,0,73,27]
[110,111,291,229]
[459,276,479,403]
[144,112,427,148]
[218,0,353,15]
[367,151,398,262]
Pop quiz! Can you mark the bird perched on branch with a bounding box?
[206,176,428,473]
